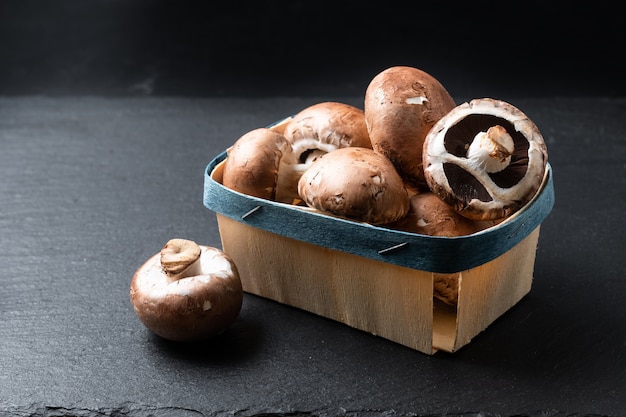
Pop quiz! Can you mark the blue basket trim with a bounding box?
[203,150,554,273]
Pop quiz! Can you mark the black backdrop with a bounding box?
[2,2,626,416]
[1,0,624,98]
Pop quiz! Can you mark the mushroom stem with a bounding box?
[169,256,203,281]
[466,125,514,173]
[274,155,322,204]
[160,238,203,280]
[275,163,307,203]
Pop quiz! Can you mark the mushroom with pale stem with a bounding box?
[423,98,548,221]
[130,238,243,342]
[283,101,372,164]
[364,65,457,191]
[297,147,410,225]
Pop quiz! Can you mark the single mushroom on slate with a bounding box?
[297,147,410,225]
[364,65,457,191]
[130,238,243,342]
[423,98,548,221]
[283,101,372,164]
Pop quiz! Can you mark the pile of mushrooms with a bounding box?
[223,101,372,205]
[219,65,549,305]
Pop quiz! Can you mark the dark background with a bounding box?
[1,0,624,98]
[1,2,625,417]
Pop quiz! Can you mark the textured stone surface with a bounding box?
[1,96,624,416]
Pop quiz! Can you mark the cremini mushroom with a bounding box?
[283,101,372,163]
[364,65,456,191]
[388,192,480,237]
[423,98,548,221]
[297,147,410,225]
[222,127,304,203]
[130,238,243,342]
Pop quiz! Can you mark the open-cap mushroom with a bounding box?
[283,101,372,164]
[130,238,243,342]
[297,147,410,225]
[222,127,303,203]
[364,66,456,191]
[423,98,548,221]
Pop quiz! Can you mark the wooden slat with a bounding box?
[218,215,435,353]
[453,228,539,351]
[217,215,539,354]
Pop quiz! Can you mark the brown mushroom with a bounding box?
[297,147,410,225]
[130,238,243,342]
[423,98,548,221]
[388,192,481,237]
[364,66,456,191]
[222,127,303,203]
[283,101,372,163]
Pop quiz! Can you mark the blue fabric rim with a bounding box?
[203,150,554,273]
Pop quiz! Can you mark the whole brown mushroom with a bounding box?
[283,101,372,163]
[222,128,303,203]
[297,147,410,225]
[364,66,456,191]
[130,238,243,342]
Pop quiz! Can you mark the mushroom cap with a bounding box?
[222,127,293,200]
[283,101,372,162]
[388,192,480,237]
[423,98,548,221]
[297,147,410,225]
[364,66,456,190]
[130,245,243,342]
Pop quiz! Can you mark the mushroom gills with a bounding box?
[444,114,530,188]
[423,98,548,221]
[443,163,492,203]
[299,148,326,164]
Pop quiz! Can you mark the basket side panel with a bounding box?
[217,215,435,354]
[453,227,540,351]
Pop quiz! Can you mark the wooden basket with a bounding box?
[203,119,554,354]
